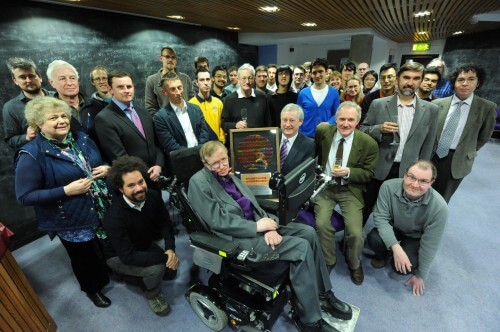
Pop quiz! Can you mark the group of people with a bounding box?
[3,48,497,332]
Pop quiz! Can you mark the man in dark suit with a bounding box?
[94,70,164,183]
[314,102,378,284]
[188,141,352,332]
[432,63,496,202]
[279,103,315,175]
[361,62,438,223]
[153,72,210,174]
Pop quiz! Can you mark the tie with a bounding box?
[126,107,146,138]
[334,138,345,184]
[280,138,289,170]
[436,101,464,158]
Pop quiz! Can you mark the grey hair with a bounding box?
[46,60,79,81]
[6,57,40,76]
[238,63,255,77]
[281,103,304,121]
[335,101,362,121]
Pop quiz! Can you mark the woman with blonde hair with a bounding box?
[15,96,113,308]
[340,75,364,106]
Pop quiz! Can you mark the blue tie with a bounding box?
[436,101,464,158]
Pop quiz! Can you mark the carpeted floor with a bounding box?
[12,140,500,331]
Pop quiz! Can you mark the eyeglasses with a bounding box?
[162,55,176,60]
[405,173,432,185]
[206,157,229,169]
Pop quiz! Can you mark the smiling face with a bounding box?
[40,109,70,141]
[403,165,434,200]
[335,105,360,137]
[454,70,479,100]
[281,109,302,138]
[329,76,342,90]
[420,73,439,94]
[363,74,377,90]
[12,68,42,95]
[90,69,109,95]
[277,70,291,87]
[110,76,135,105]
[120,170,148,204]
[49,66,79,98]
[212,70,227,89]
[346,78,361,97]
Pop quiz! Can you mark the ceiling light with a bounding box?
[227,27,240,30]
[259,6,280,12]
[414,11,431,17]
[166,15,185,20]
[418,31,427,35]
[301,22,317,27]
[453,31,464,35]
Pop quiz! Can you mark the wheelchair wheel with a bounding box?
[189,292,228,331]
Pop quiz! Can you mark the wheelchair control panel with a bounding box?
[237,249,280,264]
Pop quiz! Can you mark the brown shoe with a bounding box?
[349,265,364,285]
[371,256,388,269]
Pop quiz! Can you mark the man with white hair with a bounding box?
[426,58,453,98]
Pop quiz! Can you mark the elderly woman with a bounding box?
[340,75,365,106]
[15,96,113,308]
[362,70,379,94]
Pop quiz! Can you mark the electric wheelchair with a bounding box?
[165,147,339,331]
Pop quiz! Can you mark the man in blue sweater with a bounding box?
[297,58,340,138]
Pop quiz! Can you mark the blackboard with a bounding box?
[0,0,256,247]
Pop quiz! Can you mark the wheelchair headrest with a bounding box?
[169,146,204,183]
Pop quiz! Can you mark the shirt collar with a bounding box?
[237,88,256,98]
[122,194,145,211]
[396,95,416,107]
[195,93,212,103]
[170,100,187,113]
[282,132,298,146]
[451,93,474,106]
[112,98,134,111]
[334,129,354,144]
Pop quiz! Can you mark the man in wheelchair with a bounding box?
[187,141,352,331]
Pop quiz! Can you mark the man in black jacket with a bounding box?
[103,156,179,316]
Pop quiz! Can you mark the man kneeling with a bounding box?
[104,156,179,316]
[188,141,352,332]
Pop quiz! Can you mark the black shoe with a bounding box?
[319,291,352,320]
[296,318,340,332]
[87,291,111,308]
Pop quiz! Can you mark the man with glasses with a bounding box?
[221,63,272,141]
[145,47,195,116]
[431,63,496,203]
[361,63,398,121]
[210,65,229,100]
[366,160,448,296]
[188,140,353,331]
[3,57,54,149]
[291,65,307,93]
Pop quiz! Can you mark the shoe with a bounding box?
[296,318,340,332]
[147,293,171,316]
[87,291,111,308]
[371,256,389,269]
[319,291,352,320]
[349,265,364,285]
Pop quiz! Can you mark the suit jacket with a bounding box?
[315,124,379,203]
[94,101,164,168]
[280,132,315,176]
[153,102,210,154]
[188,167,273,243]
[361,95,438,180]
[433,95,496,179]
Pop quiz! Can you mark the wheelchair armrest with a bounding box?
[190,232,239,258]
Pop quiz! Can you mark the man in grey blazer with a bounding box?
[95,71,163,183]
[432,64,496,202]
[361,62,438,223]
[188,141,352,332]
[279,103,315,176]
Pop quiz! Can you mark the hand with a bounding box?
[405,275,425,296]
[264,230,282,250]
[256,218,278,232]
[391,244,412,274]
[26,126,37,141]
[381,121,398,134]
[165,249,179,270]
[331,166,349,178]
[235,121,247,129]
[91,165,110,179]
[64,178,92,196]
[148,165,162,182]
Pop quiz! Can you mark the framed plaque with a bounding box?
[229,127,280,198]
